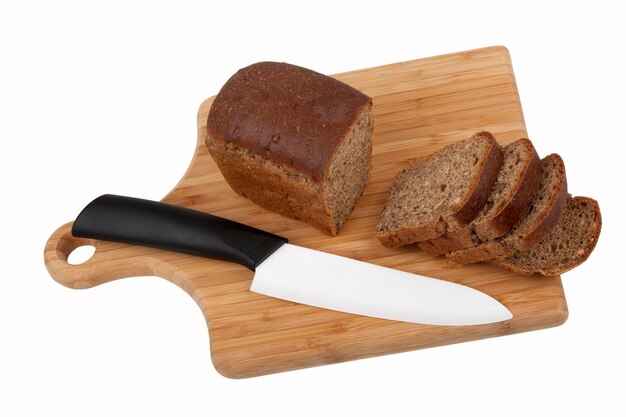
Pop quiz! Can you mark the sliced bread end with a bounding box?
[491,196,601,276]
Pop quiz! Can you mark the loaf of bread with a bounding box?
[418,138,541,256]
[376,132,503,247]
[446,153,568,264]
[491,196,601,276]
[206,62,374,235]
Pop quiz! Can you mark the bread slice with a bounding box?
[446,153,568,264]
[206,62,374,236]
[376,132,503,248]
[491,196,601,276]
[418,138,541,256]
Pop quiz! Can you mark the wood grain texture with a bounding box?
[44,46,568,379]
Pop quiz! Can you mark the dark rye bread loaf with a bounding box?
[376,132,503,248]
[492,196,601,276]
[446,153,568,264]
[419,138,541,256]
[206,62,374,235]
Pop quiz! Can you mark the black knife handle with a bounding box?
[71,194,287,270]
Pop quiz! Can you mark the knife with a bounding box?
[71,194,512,326]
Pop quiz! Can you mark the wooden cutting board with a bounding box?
[45,46,568,379]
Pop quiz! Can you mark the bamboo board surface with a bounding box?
[45,46,568,378]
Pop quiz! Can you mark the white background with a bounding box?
[1,1,623,415]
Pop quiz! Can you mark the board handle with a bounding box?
[43,222,144,289]
[45,221,190,289]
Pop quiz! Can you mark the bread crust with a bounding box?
[444,241,511,264]
[418,228,478,255]
[207,62,371,182]
[205,62,373,235]
[206,141,332,232]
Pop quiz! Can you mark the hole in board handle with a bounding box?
[67,245,96,265]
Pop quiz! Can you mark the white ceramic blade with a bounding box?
[251,244,512,326]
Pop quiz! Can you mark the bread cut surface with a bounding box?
[446,153,568,264]
[205,62,373,235]
[376,132,503,247]
[492,196,601,276]
[419,138,541,255]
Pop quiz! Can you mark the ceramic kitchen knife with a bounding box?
[71,194,512,326]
